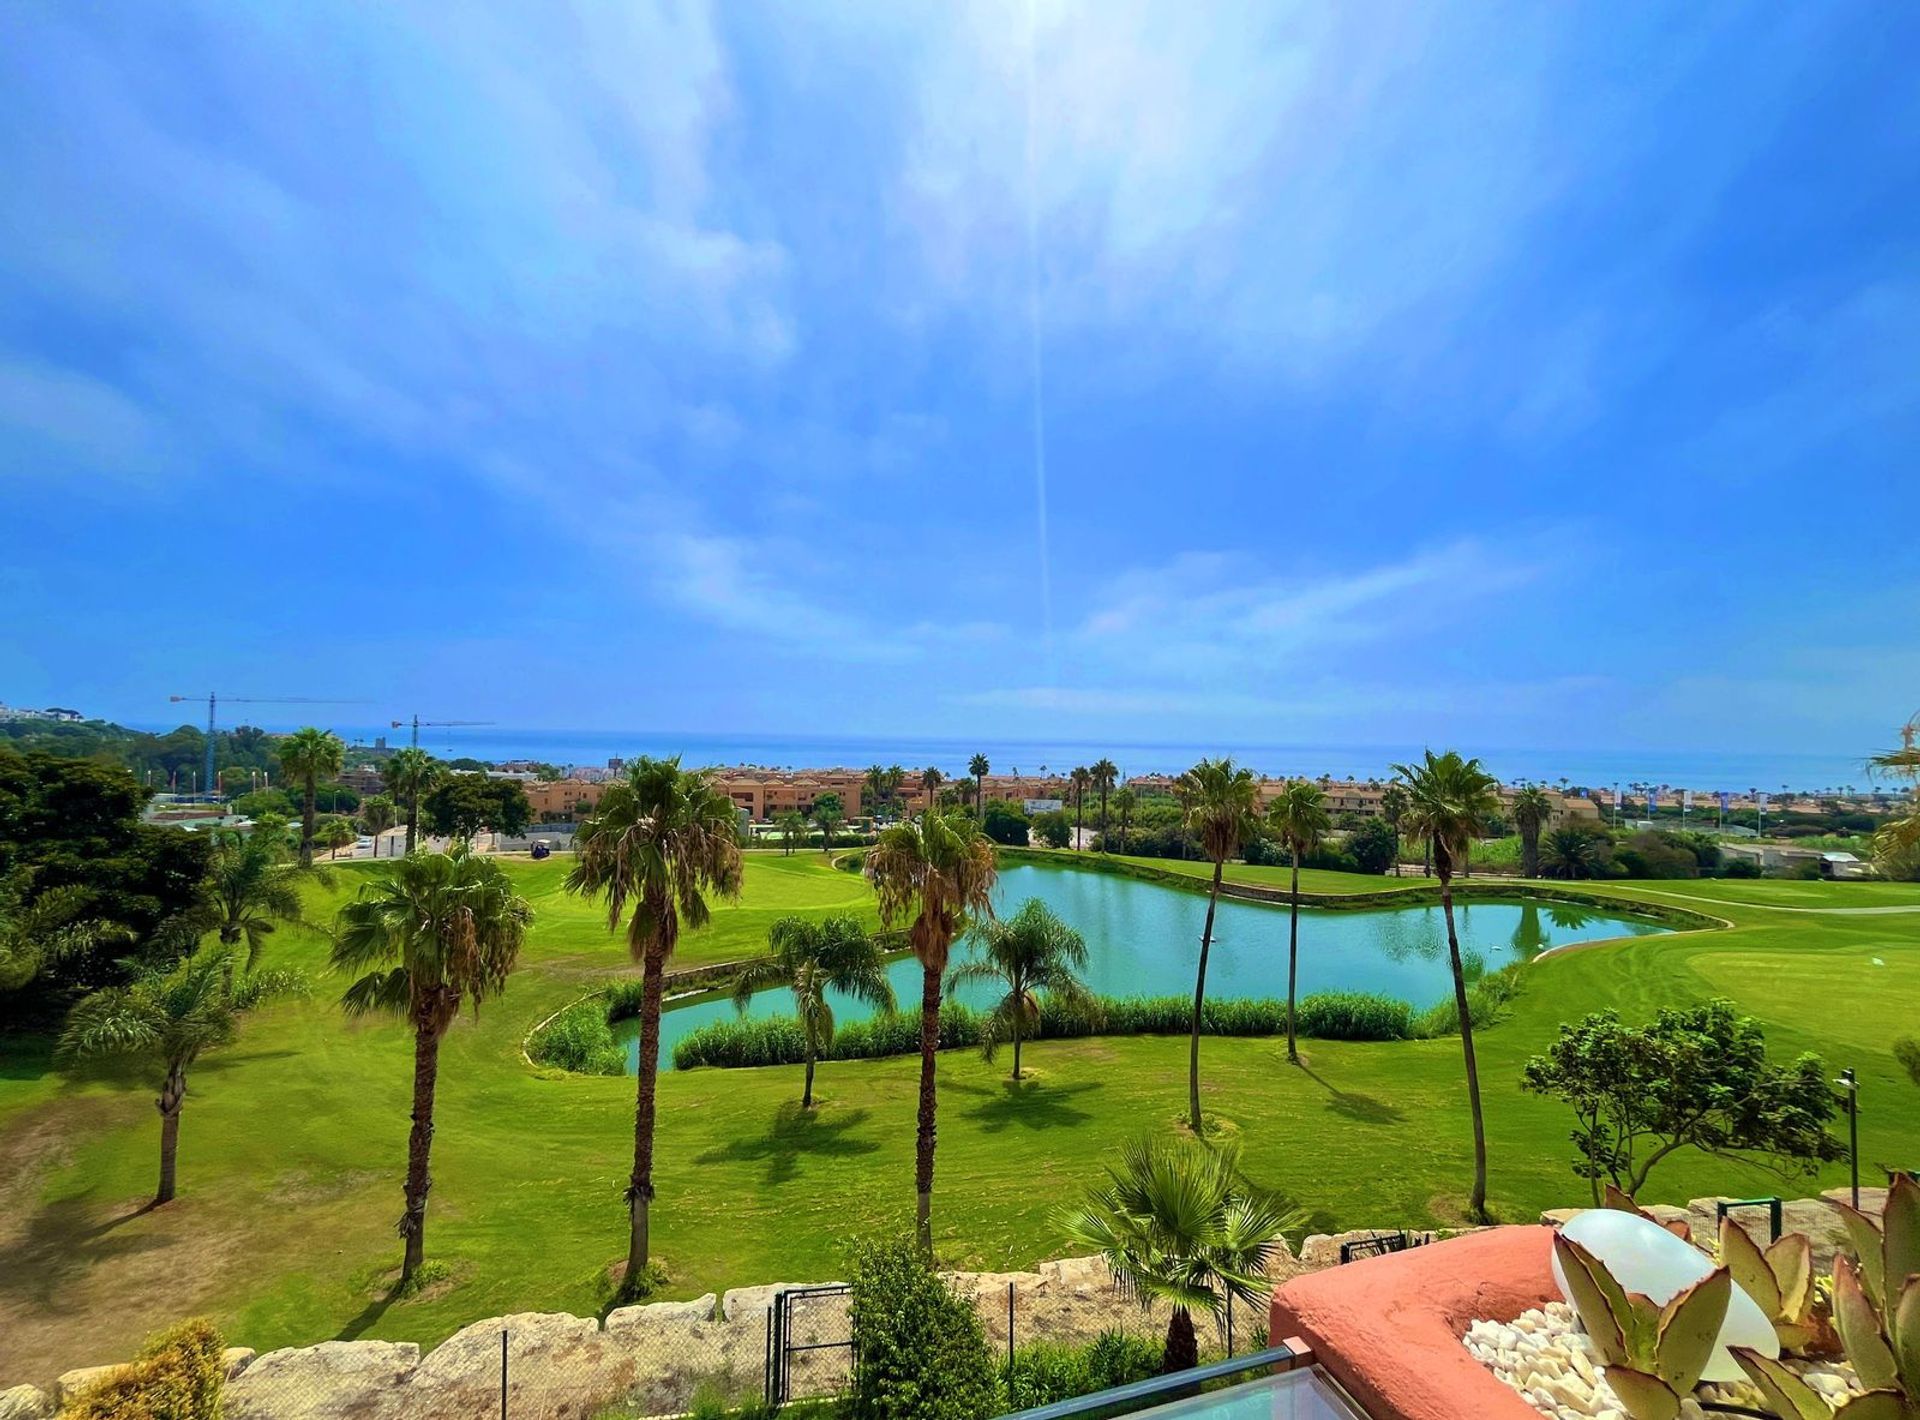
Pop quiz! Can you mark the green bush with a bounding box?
[1000,1331,1161,1410]
[847,1239,998,1420]
[1294,991,1417,1041]
[530,999,626,1075]
[673,989,1429,1069]
[604,979,649,1022]
[61,1318,224,1420]
[1412,963,1524,1037]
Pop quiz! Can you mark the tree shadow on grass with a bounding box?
[1295,1062,1404,1126]
[693,1102,879,1186]
[337,1282,403,1341]
[948,1077,1102,1133]
[0,1189,168,1312]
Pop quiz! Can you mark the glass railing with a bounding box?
[997,1345,1370,1420]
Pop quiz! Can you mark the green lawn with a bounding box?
[2,853,1916,1387]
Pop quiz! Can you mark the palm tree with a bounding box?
[1070,767,1091,849]
[0,870,130,994]
[1179,758,1259,1132]
[567,758,741,1291]
[1511,785,1554,879]
[333,848,527,1284]
[1380,783,1409,876]
[866,809,997,1253]
[1090,759,1119,850]
[729,915,894,1107]
[382,747,440,856]
[1871,715,1920,873]
[885,765,907,809]
[1055,1137,1298,1373]
[178,828,312,967]
[1111,787,1136,855]
[920,766,945,813]
[320,817,356,859]
[360,794,397,839]
[277,727,345,868]
[59,946,306,1205]
[776,810,808,856]
[863,765,887,818]
[1391,749,1502,1222]
[812,793,845,853]
[1267,781,1330,1065]
[1539,827,1609,879]
[969,753,990,819]
[948,898,1094,1080]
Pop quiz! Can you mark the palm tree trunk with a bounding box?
[1439,871,1490,1222]
[400,1019,441,1283]
[405,792,419,855]
[155,1063,186,1205]
[1162,1306,1198,1374]
[1099,789,1109,850]
[1189,860,1223,1133]
[300,778,317,868]
[1011,1002,1023,1081]
[625,947,668,1291]
[1286,849,1301,1064]
[802,1043,816,1109]
[914,960,941,1255]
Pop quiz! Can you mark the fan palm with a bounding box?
[863,765,887,817]
[1380,783,1409,876]
[730,915,895,1107]
[921,766,944,811]
[1511,785,1554,879]
[333,847,527,1283]
[1179,758,1260,1132]
[1069,767,1091,848]
[58,945,307,1205]
[1539,826,1609,879]
[567,757,741,1291]
[948,897,1094,1080]
[1090,759,1119,850]
[359,794,397,838]
[1055,1137,1299,1373]
[277,727,345,867]
[1267,781,1331,1064]
[969,753,990,819]
[866,808,997,1253]
[382,747,440,855]
[1111,787,1136,854]
[812,793,844,853]
[1391,749,1502,1221]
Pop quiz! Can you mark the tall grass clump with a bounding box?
[62,1319,225,1420]
[530,998,626,1075]
[1412,963,1524,1038]
[1293,991,1417,1041]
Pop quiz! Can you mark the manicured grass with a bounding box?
[1,853,1915,1387]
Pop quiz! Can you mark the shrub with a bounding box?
[1000,1331,1160,1410]
[1718,857,1762,878]
[847,1239,998,1420]
[1412,964,1524,1038]
[672,990,1424,1068]
[62,1318,225,1420]
[1896,1036,1920,1088]
[530,999,626,1075]
[604,979,649,1022]
[1345,818,1399,875]
[982,802,1031,846]
[1034,811,1072,850]
[1294,991,1416,1041]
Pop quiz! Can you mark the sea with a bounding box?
[131,723,1891,796]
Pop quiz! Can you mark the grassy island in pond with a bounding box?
[1,850,1916,1387]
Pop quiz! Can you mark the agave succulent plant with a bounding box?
[1555,1232,1733,1420]
[1720,1215,1830,1354]
[1732,1173,1920,1420]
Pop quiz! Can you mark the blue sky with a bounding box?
[2,2,1916,756]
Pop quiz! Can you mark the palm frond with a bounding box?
[340,966,412,1018]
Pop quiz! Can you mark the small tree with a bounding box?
[58,946,306,1204]
[319,817,356,859]
[948,897,1095,1079]
[777,810,809,856]
[1521,1000,1843,1202]
[812,793,845,853]
[846,1238,998,1420]
[1034,809,1071,849]
[1511,785,1554,878]
[1539,824,1615,879]
[1056,1137,1298,1373]
[729,915,895,1107]
[981,801,1031,847]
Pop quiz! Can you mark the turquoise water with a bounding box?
[622,863,1666,1071]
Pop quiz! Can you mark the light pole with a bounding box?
[1836,1068,1859,1208]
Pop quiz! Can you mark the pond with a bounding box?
[621,862,1666,1070]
